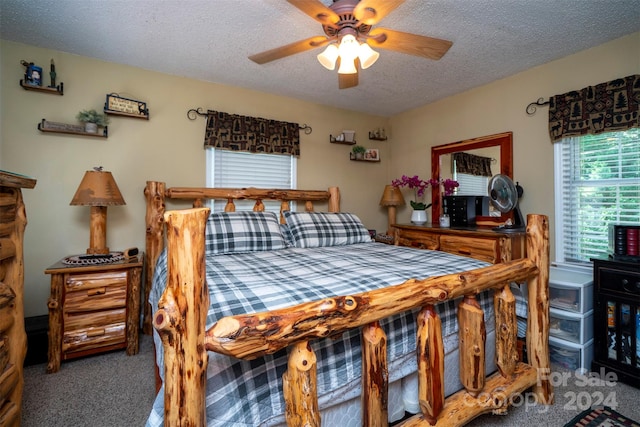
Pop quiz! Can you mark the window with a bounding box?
[554,128,640,265]
[205,148,297,212]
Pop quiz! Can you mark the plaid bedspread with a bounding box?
[146,242,496,427]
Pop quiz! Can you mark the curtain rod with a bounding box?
[186,107,312,134]
[526,98,550,115]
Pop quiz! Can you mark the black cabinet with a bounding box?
[591,258,640,387]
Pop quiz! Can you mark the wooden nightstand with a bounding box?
[44,255,143,373]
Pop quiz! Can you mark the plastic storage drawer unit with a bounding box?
[548,266,594,314]
[549,307,594,344]
[549,336,594,372]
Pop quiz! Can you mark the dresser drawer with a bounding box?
[439,235,497,263]
[64,271,127,312]
[395,229,439,250]
[62,322,126,355]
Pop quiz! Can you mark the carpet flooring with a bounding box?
[21,334,640,426]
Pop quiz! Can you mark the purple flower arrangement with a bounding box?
[392,175,459,210]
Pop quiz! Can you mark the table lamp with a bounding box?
[379,185,405,235]
[70,167,125,255]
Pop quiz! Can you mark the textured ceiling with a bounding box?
[2,0,639,117]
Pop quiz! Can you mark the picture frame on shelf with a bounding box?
[364,148,380,161]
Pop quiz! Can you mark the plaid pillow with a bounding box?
[283,211,372,248]
[205,211,287,255]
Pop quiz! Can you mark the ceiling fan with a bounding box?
[249,0,453,89]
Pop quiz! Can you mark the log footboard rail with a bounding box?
[152,204,552,426]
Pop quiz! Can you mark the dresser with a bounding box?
[45,255,143,373]
[392,223,525,264]
[0,170,36,426]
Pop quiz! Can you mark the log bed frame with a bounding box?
[143,181,553,426]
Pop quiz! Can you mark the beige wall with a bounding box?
[2,33,638,316]
[0,40,390,316]
[389,32,640,257]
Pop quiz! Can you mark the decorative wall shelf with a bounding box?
[350,153,380,162]
[104,109,149,120]
[368,131,387,141]
[38,119,108,138]
[330,135,356,145]
[20,80,64,95]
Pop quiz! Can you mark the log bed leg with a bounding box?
[144,180,166,335]
[494,284,517,379]
[283,341,320,427]
[153,207,210,427]
[525,214,553,404]
[458,295,486,397]
[417,305,444,426]
[362,321,389,427]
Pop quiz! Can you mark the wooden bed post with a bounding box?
[153,207,210,426]
[144,181,166,335]
[524,214,553,404]
[328,187,340,212]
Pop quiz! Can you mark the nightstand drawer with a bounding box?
[439,235,497,263]
[64,271,127,312]
[63,307,126,332]
[62,322,126,354]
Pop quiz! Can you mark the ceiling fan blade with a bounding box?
[339,72,359,89]
[249,36,329,64]
[338,58,359,89]
[354,0,404,26]
[368,28,453,60]
[286,0,341,28]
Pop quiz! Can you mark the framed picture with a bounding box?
[104,93,149,119]
[364,148,380,161]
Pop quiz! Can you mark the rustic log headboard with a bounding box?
[142,181,340,334]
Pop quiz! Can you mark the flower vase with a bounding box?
[411,209,427,225]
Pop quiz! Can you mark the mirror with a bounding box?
[431,131,513,222]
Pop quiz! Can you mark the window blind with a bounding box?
[554,129,640,264]
[454,172,489,196]
[206,148,297,212]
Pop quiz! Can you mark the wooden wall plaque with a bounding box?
[104,94,149,119]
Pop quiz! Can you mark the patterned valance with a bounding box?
[203,110,300,156]
[548,74,640,142]
[453,152,493,177]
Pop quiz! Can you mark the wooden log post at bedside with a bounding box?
[44,255,143,373]
[0,170,36,426]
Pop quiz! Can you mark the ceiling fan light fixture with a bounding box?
[358,42,379,69]
[317,43,339,70]
[338,34,359,60]
[337,57,358,74]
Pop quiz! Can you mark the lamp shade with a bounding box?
[317,44,339,70]
[358,43,380,69]
[70,169,125,206]
[379,185,405,207]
